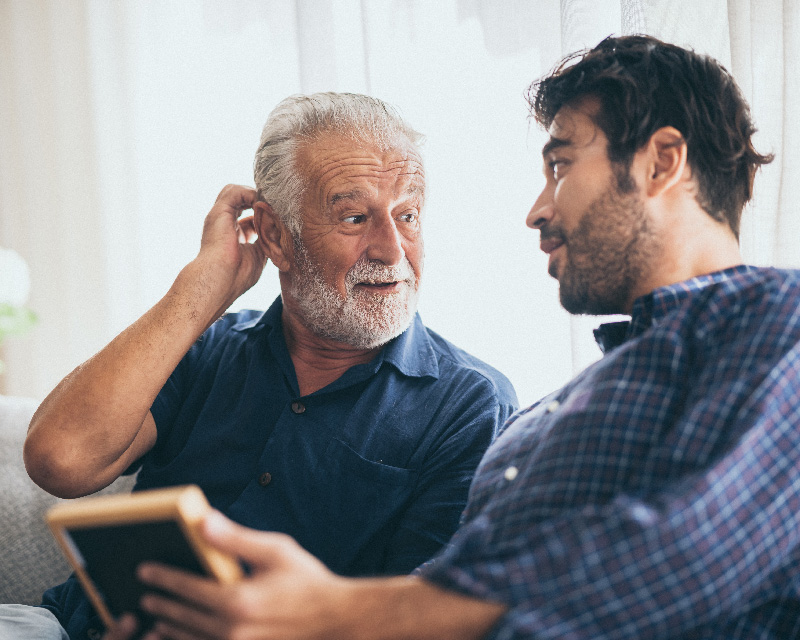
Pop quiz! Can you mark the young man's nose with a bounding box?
[527,187,554,229]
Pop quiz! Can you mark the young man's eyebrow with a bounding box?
[541,136,572,158]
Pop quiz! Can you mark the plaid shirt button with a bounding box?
[504,466,519,481]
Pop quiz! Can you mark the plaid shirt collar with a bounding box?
[594,264,755,354]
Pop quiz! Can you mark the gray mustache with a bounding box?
[346,259,414,285]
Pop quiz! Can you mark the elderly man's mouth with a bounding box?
[355,281,404,293]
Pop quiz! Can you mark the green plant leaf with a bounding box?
[0,303,37,342]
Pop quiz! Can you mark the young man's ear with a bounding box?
[253,201,294,272]
[643,126,689,198]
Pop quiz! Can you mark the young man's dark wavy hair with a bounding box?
[528,35,773,239]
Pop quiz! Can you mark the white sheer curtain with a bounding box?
[1,0,797,408]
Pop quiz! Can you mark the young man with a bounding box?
[106,36,799,640]
[17,93,517,639]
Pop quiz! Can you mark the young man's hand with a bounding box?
[103,511,506,640]
[104,511,355,640]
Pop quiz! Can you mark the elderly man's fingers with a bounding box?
[213,184,258,213]
[236,214,259,243]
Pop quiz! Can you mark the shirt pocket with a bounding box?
[307,438,419,574]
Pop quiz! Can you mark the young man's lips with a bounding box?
[540,237,564,254]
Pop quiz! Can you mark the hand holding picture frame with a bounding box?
[47,485,243,635]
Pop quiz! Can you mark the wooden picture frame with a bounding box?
[46,484,242,632]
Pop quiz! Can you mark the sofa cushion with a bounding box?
[0,395,135,605]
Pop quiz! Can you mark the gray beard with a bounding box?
[288,242,420,349]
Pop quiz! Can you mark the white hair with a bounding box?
[253,92,424,236]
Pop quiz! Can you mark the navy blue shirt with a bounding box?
[43,296,517,638]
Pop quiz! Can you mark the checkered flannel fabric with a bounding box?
[420,266,800,639]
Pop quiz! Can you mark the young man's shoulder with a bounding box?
[665,267,800,362]
[694,267,800,320]
[722,265,800,292]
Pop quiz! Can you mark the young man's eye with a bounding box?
[547,158,569,180]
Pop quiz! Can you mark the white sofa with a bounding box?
[0,395,135,604]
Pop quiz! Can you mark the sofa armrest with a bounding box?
[0,395,136,605]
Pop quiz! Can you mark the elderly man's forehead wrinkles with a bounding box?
[388,152,424,171]
[397,152,425,180]
[313,154,422,186]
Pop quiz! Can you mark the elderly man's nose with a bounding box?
[367,217,404,266]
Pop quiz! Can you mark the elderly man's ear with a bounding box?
[253,201,294,272]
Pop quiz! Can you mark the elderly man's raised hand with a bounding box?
[187,185,270,324]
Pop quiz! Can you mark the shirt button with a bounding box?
[258,472,272,487]
[504,466,519,481]
[87,630,102,640]
[291,401,306,414]
[546,400,560,413]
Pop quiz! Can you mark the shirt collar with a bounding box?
[229,297,282,332]
[380,312,440,379]
[230,296,439,380]
[593,265,755,353]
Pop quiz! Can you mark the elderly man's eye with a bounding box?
[343,214,366,224]
[398,210,419,223]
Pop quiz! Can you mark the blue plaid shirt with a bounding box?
[420,266,800,639]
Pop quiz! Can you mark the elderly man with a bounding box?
[104,36,799,640]
[19,92,517,639]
